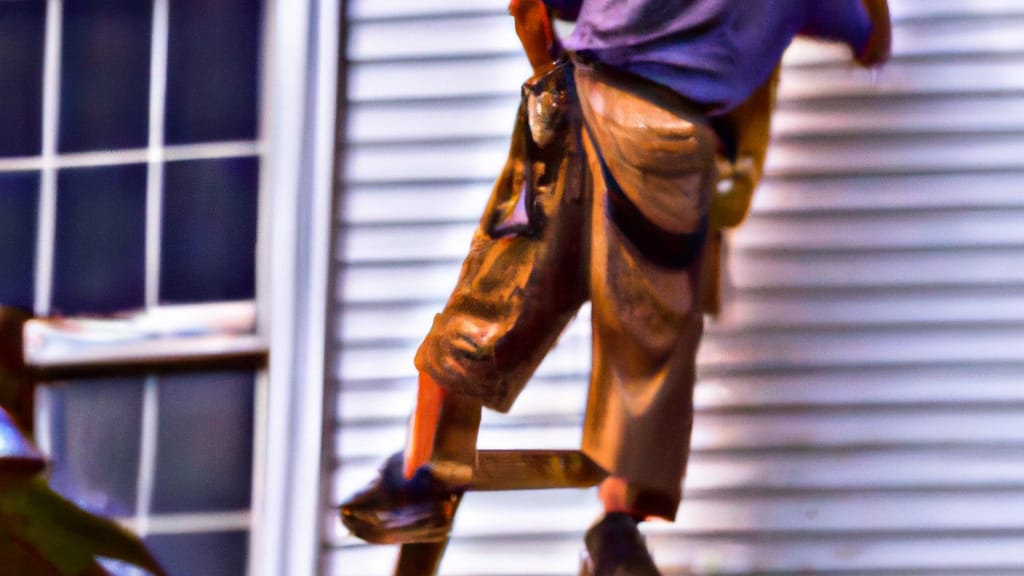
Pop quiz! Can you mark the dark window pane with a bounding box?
[0,3,45,156]
[52,164,146,315]
[0,172,39,309]
[152,371,254,513]
[165,0,261,144]
[60,0,151,152]
[43,378,143,518]
[147,531,248,576]
[160,157,258,303]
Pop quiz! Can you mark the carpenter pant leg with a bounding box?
[575,63,718,521]
[413,62,590,480]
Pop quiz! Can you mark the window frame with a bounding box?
[16,0,342,574]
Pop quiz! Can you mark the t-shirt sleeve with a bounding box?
[543,0,583,21]
[801,1,873,55]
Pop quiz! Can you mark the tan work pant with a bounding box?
[415,60,718,520]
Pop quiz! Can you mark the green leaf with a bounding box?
[0,477,166,576]
[0,525,65,576]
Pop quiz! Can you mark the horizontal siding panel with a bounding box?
[684,448,1024,494]
[334,332,590,384]
[331,533,1024,576]
[728,249,1024,290]
[785,16,1024,66]
[700,326,1024,370]
[337,363,1024,424]
[339,222,477,264]
[772,95,1024,138]
[348,98,519,145]
[335,406,1024,467]
[345,140,509,184]
[338,249,1024,304]
[751,172,1024,214]
[345,133,1024,184]
[349,57,530,103]
[349,94,1024,146]
[335,287,1024,345]
[764,133,1024,177]
[339,209,1024,264]
[339,172,1024,227]
[327,489,1024,543]
[351,15,1024,65]
[348,11,1024,64]
[349,57,1024,104]
[349,0,1024,23]
[349,15,519,62]
[892,0,1024,20]
[338,379,588,423]
[693,363,1024,407]
[714,287,1024,329]
[348,0,504,22]
[335,447,1024,499]
[777,59,1024,101]
[340,182,492,225]
[731,209,1024,252]
[337,262,464,303]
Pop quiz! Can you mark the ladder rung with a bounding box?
[471,449,607,491]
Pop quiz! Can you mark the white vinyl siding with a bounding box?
[329,1,1024,574]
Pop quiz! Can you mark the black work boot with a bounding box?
[339,452,463,545]
[580,513,662,576]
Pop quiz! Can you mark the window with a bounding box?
[1,0,269,574]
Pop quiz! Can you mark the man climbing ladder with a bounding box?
[343,2,891,573]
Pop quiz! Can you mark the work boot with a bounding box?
[340,452,462,545]
[579,513,662,576]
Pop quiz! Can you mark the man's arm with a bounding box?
[857,0,892,66]
[803,0,891,68]
[509,0,558,78]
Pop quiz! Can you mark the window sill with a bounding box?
[24,301,268,380]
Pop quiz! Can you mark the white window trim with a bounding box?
[23,300,264,377]
[254,1,340,575]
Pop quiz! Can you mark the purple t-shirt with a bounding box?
[545,0,873,114]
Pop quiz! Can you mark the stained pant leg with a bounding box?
[414,62,589,414]
[413,63,591,480]
[576,64,718,520]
